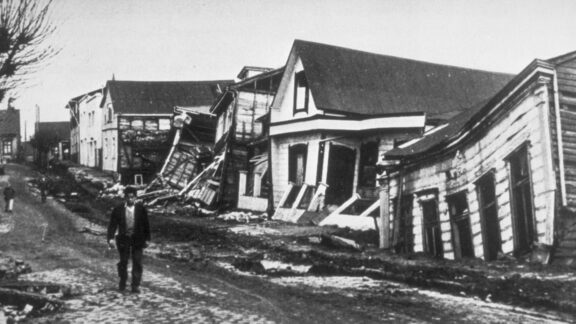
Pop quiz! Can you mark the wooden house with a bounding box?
[66,89,104,167]
[268,40,514,229]
[380,51,576,264]
[0,106,20,163]
[181,67,283,210]
[100,80,232,185]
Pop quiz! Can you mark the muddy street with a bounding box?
[0,163,572,323]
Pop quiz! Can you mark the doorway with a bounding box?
[421,199,443,258]
[476,172,501,261]
[325,144,356,206]
[447,192,474,259]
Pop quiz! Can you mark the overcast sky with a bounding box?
[11,0,576,139]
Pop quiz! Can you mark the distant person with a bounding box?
[3,183,15,213]
[107,186,150,294]
[39,176,48,203]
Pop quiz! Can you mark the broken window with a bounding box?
[447,192,474,259]
[288,144,307,185]
[294,71,309,114]
[508,145,536,255]
[476,172,501,261]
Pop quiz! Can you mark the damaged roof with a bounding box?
[103,80,233,114]
[0,109,20,136]
[293,40,515,118]
[384,58,557,160]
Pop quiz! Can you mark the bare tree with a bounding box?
[0,0,57,102]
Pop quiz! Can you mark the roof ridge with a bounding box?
[293,39,514,77]
[106,79,234,84]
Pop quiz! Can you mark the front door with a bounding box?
[447,192,474,259]
[325,144,355,206]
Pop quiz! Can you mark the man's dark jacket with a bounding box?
[107,203,151,247]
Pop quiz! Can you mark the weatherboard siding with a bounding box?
[393,83,555,260]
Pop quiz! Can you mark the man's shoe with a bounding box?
[131,286,140,294]
[119,283,126,292]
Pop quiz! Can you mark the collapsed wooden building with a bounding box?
[146,67,283,210]
[268,40,513,230]
[101,80,232,185]
[378,51,576,264]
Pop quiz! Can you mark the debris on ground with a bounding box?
[217,211,267,223]
[320,234,362,251]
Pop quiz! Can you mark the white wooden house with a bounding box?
[66,89,103,167]
[381,51,576,264]
[268,40,514,229]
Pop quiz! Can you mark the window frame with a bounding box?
[293,71,310,115]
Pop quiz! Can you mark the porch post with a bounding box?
[238,171,247,197]
[253,172,262,197]
[379,173,390,249]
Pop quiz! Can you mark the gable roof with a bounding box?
[293,40,515,118]
[103,80,234,114]
[37,121,70,141]
[0,109,20,136]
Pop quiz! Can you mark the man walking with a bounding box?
[3,183,15,213]
[107,187,151,293]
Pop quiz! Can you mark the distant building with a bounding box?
[65,88,104,167]
[100,79,232,185]
[0,106,20,163]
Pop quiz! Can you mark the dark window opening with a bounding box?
[293,71,309,114]
[508,145,536,255]
[393,195,415,253]
[447,192,474,259]
[421,198,443,258]
[358,141,378,188]
[476,172,501,261]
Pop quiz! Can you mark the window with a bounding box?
[131,119,143,130]
[159,118,171,130]
[293,71,309,114]
[288,144,307,185]
[2,140,12,154]
[134,174,143,186]
[446,192,474,259]
[476,172,501,261]
[508,145,536,255]
[107,104,113,123]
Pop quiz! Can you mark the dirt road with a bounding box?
[0,163,573,323]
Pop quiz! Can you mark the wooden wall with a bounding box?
[390,82,556,260]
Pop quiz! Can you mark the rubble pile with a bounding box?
[0,257,64,322]
[217,211,268,223]
[0,256,31,280]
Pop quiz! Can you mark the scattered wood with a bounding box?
[320,234,362,251]
[0,287,63,311]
